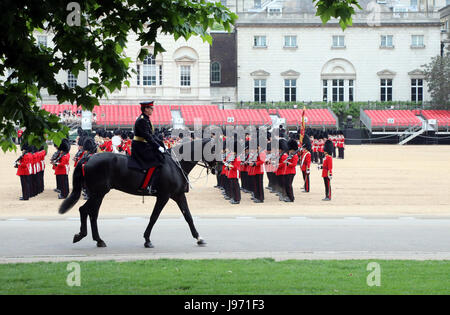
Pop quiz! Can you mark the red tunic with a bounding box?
[226,158,241,179]
[322,155,333,178]
[275,153,288,176]
[301,151,311,172]
[284,153,298,175]
[16,153,32,176]
[54,153,70,175]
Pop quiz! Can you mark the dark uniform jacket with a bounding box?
[130,112,165,170]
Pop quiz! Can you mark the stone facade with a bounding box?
[235,0,443,103]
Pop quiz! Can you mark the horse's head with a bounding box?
[169,138,219,175]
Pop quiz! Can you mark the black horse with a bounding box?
[59,138,216,248]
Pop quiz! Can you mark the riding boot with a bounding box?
[146,168,160,196]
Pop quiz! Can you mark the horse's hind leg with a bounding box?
[173,193,206,246]
[73,201,91,243]
[143,195,169,248]
[88,194,107,248]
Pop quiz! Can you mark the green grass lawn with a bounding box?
[0,259,448,295]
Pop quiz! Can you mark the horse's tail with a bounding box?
[59,162,83,214]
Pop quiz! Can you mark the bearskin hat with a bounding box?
[58,138,70,153]
[20,142,30,152]
[77,136,85,147]
[278,138,289,152]
[288,138,298,151]
[83,137,97,154]
[324,139,334,155]
[302,134,312,152]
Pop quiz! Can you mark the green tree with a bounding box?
[0,0,359,151]
[421,54,450,106]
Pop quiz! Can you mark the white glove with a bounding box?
[158,146,165,153]
[328,175,332,180]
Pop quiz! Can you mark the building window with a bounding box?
[322,80,328,102]
[67,71,77,88]
[411,79,423,102]
[284,36,297,48]
[211,62,221,83]
[180,65,191,86]
[143,54,156,86]
[332,36,345,48]
[349,80,354,102]
[380,79,393,101]
[159,65,163,86]
[284,79,296,102]
[332,79,344,102]
[254,36,267,48]
[136,64,140,86]
[254,0,261,9]
[410,0,418,6]
[411,35,424,47]
[254,79,266,103]
[381,35,393,48]
[37,35,47,48]
[220,0,227,6]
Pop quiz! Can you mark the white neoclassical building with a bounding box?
[5,0,448,108]
[34,31,213,105]
[234,0,446,103]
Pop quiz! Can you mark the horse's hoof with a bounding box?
[73,233,86,243]
[197,238,207,246]
[144,241,154,248]
[96,240,107,248]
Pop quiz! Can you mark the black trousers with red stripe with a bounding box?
[19,175,31,200]
[302,171,310,192]
[323,177,331,199]
[253,173,264,201]
[230,178,241,202]
[283,174,295,201]
[56,174,69,198]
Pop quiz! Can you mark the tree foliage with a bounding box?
[0,0,358,152]
[421,54,450,106]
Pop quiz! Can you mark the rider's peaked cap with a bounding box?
[140,101,154,109]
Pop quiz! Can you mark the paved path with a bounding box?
[1,216,450,263]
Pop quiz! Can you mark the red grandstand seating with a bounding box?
[363,110,422,129]
[420,110,450,127]
[277,109,336,127]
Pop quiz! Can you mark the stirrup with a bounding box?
[147,185,157,195]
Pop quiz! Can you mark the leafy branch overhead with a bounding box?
[314,0,362,29]
[0,0,358,152]
[0,0,237,151]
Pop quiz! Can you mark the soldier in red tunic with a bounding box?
[300,135,312,193]
[320,139,334,201]
[275,138,288,201]
[15,143,32,200]
[53,139,71,199]
[283,138,299,202]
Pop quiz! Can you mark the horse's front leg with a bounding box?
[173,193,206,246]
[143,195,169,248]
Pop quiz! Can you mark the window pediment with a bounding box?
[408,69,424,78]
[377,69,397,78]
[250,70,270,77]
[281,70,300,77]
[175,55,196,63]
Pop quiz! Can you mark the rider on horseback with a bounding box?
[132,101,166,195]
